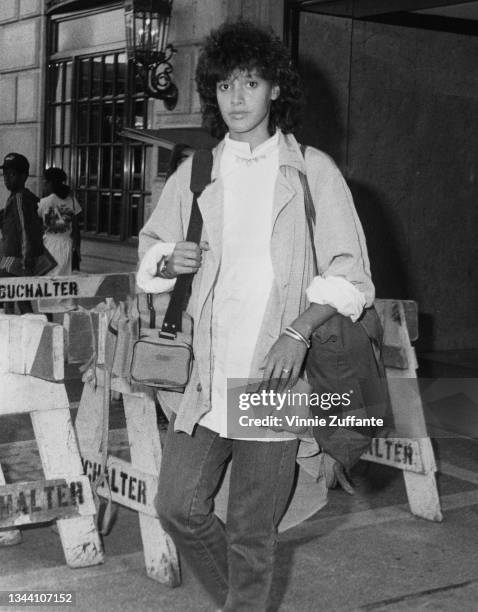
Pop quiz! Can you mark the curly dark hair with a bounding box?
[44,167,71,199]
[195,20,303,139]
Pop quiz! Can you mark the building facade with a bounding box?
[0,0,283,273]
[1,0,476,351]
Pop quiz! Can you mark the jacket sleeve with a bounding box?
[304,148,375,317]
[137,160,191,293]
[138,164,189,259]
[15,193,30,263]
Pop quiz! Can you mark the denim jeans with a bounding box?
[157,414,298,611]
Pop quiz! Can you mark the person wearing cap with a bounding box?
[0,152,44,314]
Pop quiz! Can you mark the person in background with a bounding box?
[37,167,81,314]
[0,152,44,314]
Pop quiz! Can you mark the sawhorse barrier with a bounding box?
[76,367,180,586]
[0,271,179,586]
[361,299,442,522]
[0,272,179,584]
[0,274,442,585]
[73,307,180,586]
[0,315,103,567]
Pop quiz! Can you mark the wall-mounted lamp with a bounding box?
[124,0,178,110]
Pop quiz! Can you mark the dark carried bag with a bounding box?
[32,248,58,276]
[130,150,213,390]
[6,248,57,276]
[300,146,391,469]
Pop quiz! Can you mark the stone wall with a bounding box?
[298,12,478,351]
[0,0,284,273]
[0,0,45,204]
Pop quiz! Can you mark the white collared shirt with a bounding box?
[199,132,280,436]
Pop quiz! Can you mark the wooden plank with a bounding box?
[0,313,104,565]
[0,318,10,373]
[382,344,409,369]
[29,323,64,381]
[0,373,69,416]
[386,377,426,438]
[404,471,443,522]
[0,317,63,381]
[74,380,105,456]
[81,453,159,518]
[0,463,22,546]
[63,310,95,364]
[402,300,418,342]
[373,300,442,522]
[361,438,425,473]
[123,390,181,586]
[75,374,180,584]
[402,436,442,521]
[55,517,104,568]
[0,478,89,529]
[95,311,111,366]
[0,273,135,302]
[8,318,26,375]
[375,300,416,371]
[375,299,418,343]
[31,408,104,568]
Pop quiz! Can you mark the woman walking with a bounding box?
[138,20,376,611]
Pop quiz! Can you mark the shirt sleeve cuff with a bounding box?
[306,275,366,322]
[136,242,176,293]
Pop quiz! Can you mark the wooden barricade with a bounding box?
[1,274,439,577]
[0,315,104,567]
[0,271,179,584]
[75,367,180,586]
[361,299,442,522]
[75,312,180,586]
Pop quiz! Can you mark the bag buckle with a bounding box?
[159,321,178,340]
[159,330,177,340]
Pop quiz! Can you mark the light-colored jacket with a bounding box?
[138,132,374,435]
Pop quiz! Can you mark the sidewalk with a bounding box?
[1,359,478,610]
[1,429,478,611]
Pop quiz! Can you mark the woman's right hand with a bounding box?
[158,240,209,278]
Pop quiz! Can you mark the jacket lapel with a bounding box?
[271,169,296,224]
[194,177,223,316]
[198,178,223,261]
[270,133,307,300]
[271,132,305,226]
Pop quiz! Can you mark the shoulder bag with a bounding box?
[299,145,391,470]
[131,149,213,391]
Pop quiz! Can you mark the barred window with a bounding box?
[46,7,151,241]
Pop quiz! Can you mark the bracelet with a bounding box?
[284,329,310,349]
[284,326,311,349]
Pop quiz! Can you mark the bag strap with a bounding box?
[298,144,319,275]
[160,149,213,337]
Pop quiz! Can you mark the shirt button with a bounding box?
[196,383,202,393]
[330,335,337,342]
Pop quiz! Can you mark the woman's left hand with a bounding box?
[259,335,308,393]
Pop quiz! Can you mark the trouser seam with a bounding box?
[185,430,229,591]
